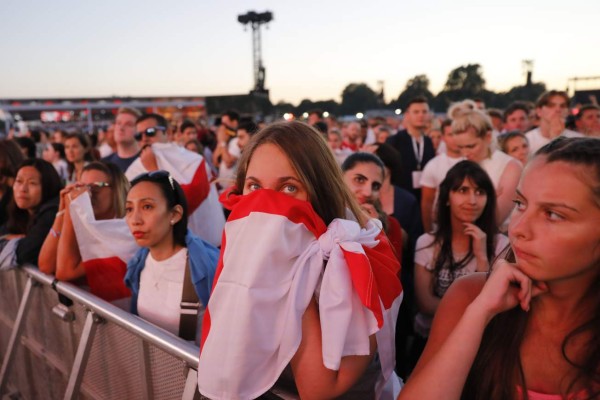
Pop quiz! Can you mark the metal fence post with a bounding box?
[0,277,34,394]
[63,311,100,400]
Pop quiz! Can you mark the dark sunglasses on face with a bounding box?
[134,126,166,141]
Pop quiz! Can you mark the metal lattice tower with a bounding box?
[238,11,273,93]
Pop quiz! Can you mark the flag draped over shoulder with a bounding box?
[69,192,137,301]
[197,189,403,400]
[125,143,225,247]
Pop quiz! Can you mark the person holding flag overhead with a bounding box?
[197,121,404,399]
[125,113,225,247]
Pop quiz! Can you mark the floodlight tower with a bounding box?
[237,11,273,94]
[522,60,534,87]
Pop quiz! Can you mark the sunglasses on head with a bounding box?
[134,126,166,141]
[132,170,176,193]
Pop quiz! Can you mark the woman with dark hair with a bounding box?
[15,137,36,159]
[124,171,219,341]
[340,151,403,258]
[0,139,25,227]
[0,159,62,268]
[39,162,130,297]
[42,142,69,183]
[64,133,95,183]
[412,161,508,349]
[399,138,600,399]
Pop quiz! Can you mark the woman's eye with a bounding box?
[247,183,260,192]
[475,189,485,196]
[125,207,132,214]
[545,209,564,222]
[512,199,525,211]
[282,184,297,194]
[142,204,153,210]
[354,176,366,184]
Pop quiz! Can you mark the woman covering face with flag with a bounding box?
[197,121,404,399]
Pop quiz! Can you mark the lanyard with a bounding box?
[411,135,425,170]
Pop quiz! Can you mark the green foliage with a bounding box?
[392,74,434,111]
[339,83,381,115]
[279,64,548,116]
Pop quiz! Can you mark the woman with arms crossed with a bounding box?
[399,137,600,399]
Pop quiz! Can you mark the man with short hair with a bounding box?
[419,119,463,233]
[125,112,225,247]
[102,107,142,172]
[525,90,582,153]
[131,113,170,172]
[503,101,531,133]
[385,96,435,200]
[342,121,362,150]
[307,109,323,126]
[575,104,600,137]
[487,108,504,132]
[236,120,258,152]
[178,120,199,145]
[213,110,241,192]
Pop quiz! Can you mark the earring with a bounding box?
[170,220,175,225]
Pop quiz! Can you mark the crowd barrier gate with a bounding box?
[0,267,290,400]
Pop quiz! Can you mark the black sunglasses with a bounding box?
[131,170,176,193]
[134,126,166,141]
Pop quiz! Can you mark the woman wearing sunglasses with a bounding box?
[124,171,219,342]
[39,162,129,293]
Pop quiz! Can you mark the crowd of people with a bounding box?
[0,90,598,399]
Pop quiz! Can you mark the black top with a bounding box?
[102,152,139,173]
[385,130,436,201]
[0,196,59,266]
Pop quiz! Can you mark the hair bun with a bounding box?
[447,99,477,120]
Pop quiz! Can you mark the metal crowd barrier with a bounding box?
[0,267,289,400]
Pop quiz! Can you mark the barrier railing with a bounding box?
[0,266,290,400]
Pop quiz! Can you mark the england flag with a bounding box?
[197,189,403,400]
[69,192,137,302]
[125,143,225,247]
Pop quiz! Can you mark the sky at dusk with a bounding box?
[1,0,599,105]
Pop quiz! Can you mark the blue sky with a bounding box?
[1,0,599,104]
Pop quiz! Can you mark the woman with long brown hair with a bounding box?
[197,121,403,399]
[399,137,600,399]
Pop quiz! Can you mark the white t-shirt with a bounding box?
[217,137,241,191]
[414,232,509,337]
[420,153,463,189]
[420,153,463,229]
[525,127,583,154]
[138,248,187,335]
[479,150,513,190]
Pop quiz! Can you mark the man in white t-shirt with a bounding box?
[212,110,241,192]
[420,119,463,233]
[525,90,582,154]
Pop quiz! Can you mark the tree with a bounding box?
[504,83,547,105]
[274,100,295,116]
[392,75,434,111]
[433,64,487,111]
[340,83,380,115]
